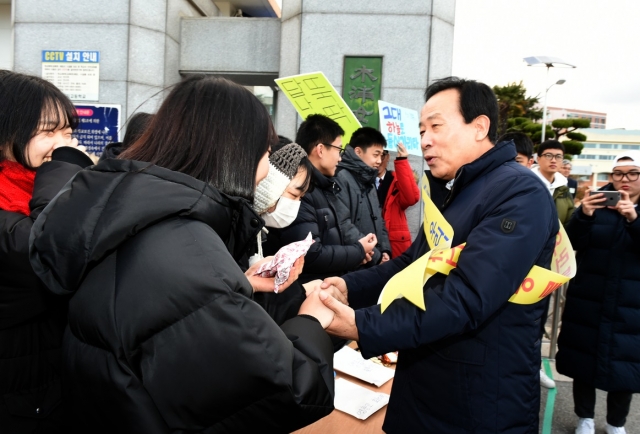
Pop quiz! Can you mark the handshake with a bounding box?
[298,277,359,341]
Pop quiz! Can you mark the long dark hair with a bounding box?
[0,70,78,168]
[120,76,276,201]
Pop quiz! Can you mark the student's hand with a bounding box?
[359,233,377,253]
[397,142,409,158]
[361,251,373,265]
[615,190,637,222]
[320,276,348,305]
[299,290,335,329]
[318,290,359,340]
[380,252,390,263]
[245,256,276,293]
[581,189,607,217]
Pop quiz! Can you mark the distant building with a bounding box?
[547,107,607,129]
[571,128,640,187]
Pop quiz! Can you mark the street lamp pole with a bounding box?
[523,56,576,144]
[541,78,566,143]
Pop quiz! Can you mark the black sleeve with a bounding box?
[0,157,88,328]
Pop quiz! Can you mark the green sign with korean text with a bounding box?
[342,56,383,132]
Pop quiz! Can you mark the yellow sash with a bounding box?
[379,174,576,313]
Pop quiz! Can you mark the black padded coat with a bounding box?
[29,159,334,433]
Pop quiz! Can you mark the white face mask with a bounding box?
[261,196,301,228]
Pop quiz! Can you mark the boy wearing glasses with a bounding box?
[532,139,575,226]
[556,152,640,434]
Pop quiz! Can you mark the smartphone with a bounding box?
[589,190,620,206]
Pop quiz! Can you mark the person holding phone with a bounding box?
[556,151,640,434]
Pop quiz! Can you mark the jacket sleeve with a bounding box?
[565,206,595,251]
[392,158,420,210]
[344,236,422,309]
[354,176,559,358]
[335,171,388,264]
[130,228,334,432]
[625,215,640,245]
[279,197,366,274]
[0,150,91,327]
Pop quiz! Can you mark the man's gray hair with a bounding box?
[562,159,572,166]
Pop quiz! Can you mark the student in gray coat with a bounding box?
[335,127,391,265]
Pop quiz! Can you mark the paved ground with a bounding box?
[538,347,639,433]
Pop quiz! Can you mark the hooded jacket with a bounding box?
[0,147,92,432]
[345,141,558,433]
[532,166,575,226]
[380,158,420,258]
[556,183,640,393]
[335,146,391,265]
[29,159,334,433]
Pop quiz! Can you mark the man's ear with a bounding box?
[474,115,491,141]
[354,146,364,158]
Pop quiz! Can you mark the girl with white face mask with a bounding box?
[249,142,315,324]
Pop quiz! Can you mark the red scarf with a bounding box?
[0,160,36,215]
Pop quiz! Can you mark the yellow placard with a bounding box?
[275,72,361,145]
[378,183,576,312]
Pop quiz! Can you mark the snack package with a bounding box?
[254,233,314,292]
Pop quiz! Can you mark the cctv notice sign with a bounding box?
[42,50,100,101]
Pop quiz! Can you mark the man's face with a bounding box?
[318,136,343,177]
[537,148,564,177]
[515,153,533,168]
[560,163,572,177]
[419,88,488,180]
[378,150,390,177]
[355,144,385,170]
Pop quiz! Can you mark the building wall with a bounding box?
[547,106,607,129]
[11,0,216,125]
[0,3,11,70]
[571,128,640,187]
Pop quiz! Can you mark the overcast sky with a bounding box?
[451,0,640,130]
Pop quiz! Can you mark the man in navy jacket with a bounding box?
[319,77,559,433]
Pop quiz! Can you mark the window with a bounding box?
[576,154,596,160]
[598,155,615,160]
[583,143,596,148]
[599,143,613,149]
[597,173,609,181]
[622,144,640,150]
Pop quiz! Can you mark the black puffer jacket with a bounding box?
[279,166,366,283]
[335,146,391,265]
[556,183,640,392]
[0,147,92,433]
[29,159,334,433]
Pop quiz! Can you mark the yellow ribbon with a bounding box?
[379,174,576,312]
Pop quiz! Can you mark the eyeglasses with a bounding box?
[540,153,564,161]
[322,143,344,154]
[612,171,640,182]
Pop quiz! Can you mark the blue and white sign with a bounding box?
[378,100,421,157]
[74,104,120,157]
[42,50,100,101]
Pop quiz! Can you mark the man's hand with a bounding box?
[320,276,348,305]
[397,142,409,158]
[581,189,607,216]
[615,190,638,222]
[380,252,390,263]
[318,290,359,340]
[299,290,335,329]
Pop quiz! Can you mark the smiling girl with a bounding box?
[0,70,93,432]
